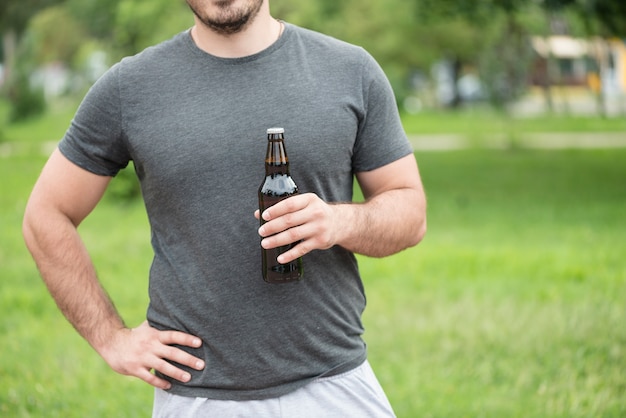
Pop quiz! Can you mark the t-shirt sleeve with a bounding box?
[58,63,131,177]
[351,51,412,173]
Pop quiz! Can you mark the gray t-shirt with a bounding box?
[59,23,412,400]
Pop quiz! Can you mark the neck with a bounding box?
[190,3,281,58]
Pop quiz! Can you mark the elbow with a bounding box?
[387,215,425,256]
[23,206,34,244]
[22,205,40,254]
[22,199,52,255]
[409,217,427,248]
[392,201,427,254]
[406,187,427,249]
[417,218,427,244]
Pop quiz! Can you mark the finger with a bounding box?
[158,345,205,371]
[254,209,261,220]
[261,223,304,249]
[152,357,194,383]
[136,367,172,390]
[259,209,308,238]
[261,194,308,221]
[262,212,328,248]
[276,241,311,264]
[158,329,203,349]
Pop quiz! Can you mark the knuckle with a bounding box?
[286,227,300,242]
[158,330,173,343]
[161,345,177,359]
[283,212,297,227]
[297,242,310,257]
[283,197,298,212]
[156,358,174,375]
[143,373,159,387]
[311,203,325,216]
[305,193,318,203]
[314,230,333,249]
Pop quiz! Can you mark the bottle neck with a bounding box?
[265,134,290,175]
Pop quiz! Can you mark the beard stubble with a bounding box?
[187,0,264,35]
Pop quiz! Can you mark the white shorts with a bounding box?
[152,360,396,418]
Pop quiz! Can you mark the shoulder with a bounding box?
[116,31,191,76]
[286,23,370,65]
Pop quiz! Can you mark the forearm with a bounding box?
[23,211,125,354]
[258,155,427,262]
[23,210,209,389]
[334,187,426,257]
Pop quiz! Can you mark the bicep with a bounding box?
[26,148,112,226]
[355,153,424,200]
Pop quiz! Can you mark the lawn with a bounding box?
[401,107,626,135]
[1,106,625,417]
[363,148,626,417]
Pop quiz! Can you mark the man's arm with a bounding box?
[257,153,426,262]
[23,149,205,389]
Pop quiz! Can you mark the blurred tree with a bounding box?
[64,0,191,59]
[324,0,423,102]
[571,0,626,36]
[273,0,482,105]
[113,0,191,57]
[64,0,123,40]
[29,5,86,67]
[0,0,63,119]
[4,0,623,118]
[0,0,63,40]
[0,0,63,95]
[413,0,486,107]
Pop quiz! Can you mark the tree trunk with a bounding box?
[1,30,18,94]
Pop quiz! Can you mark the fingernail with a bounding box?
[182,372,191,382]
[258,226,265,236]
[196,360,205,370]
[192,338,201,347]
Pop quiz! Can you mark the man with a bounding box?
[23,0,426,416]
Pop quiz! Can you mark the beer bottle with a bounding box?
[258,127,303,283]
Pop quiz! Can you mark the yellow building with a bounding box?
[531,36,626,95]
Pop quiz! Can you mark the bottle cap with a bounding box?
[267,127,285,134]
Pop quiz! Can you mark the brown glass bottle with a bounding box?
[258,128,303,283]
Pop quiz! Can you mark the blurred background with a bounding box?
[1,0,626,121]
[1,1,625,417]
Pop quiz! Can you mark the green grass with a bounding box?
[0,100,78,143]
[362,148,626,417]
[401,108,626,135]
[1,104,625,417]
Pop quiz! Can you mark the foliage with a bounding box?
[63,0,123,41]
[546,0,626,36]
[3,0,626,117]
[28,5,86,67]
[478,14,535,108]
[106,162,142,203]
[588,0,626,35]
[113,0,191,58]
[4,34,46,121]
[6,72,46,122]
[0,0,63,35]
